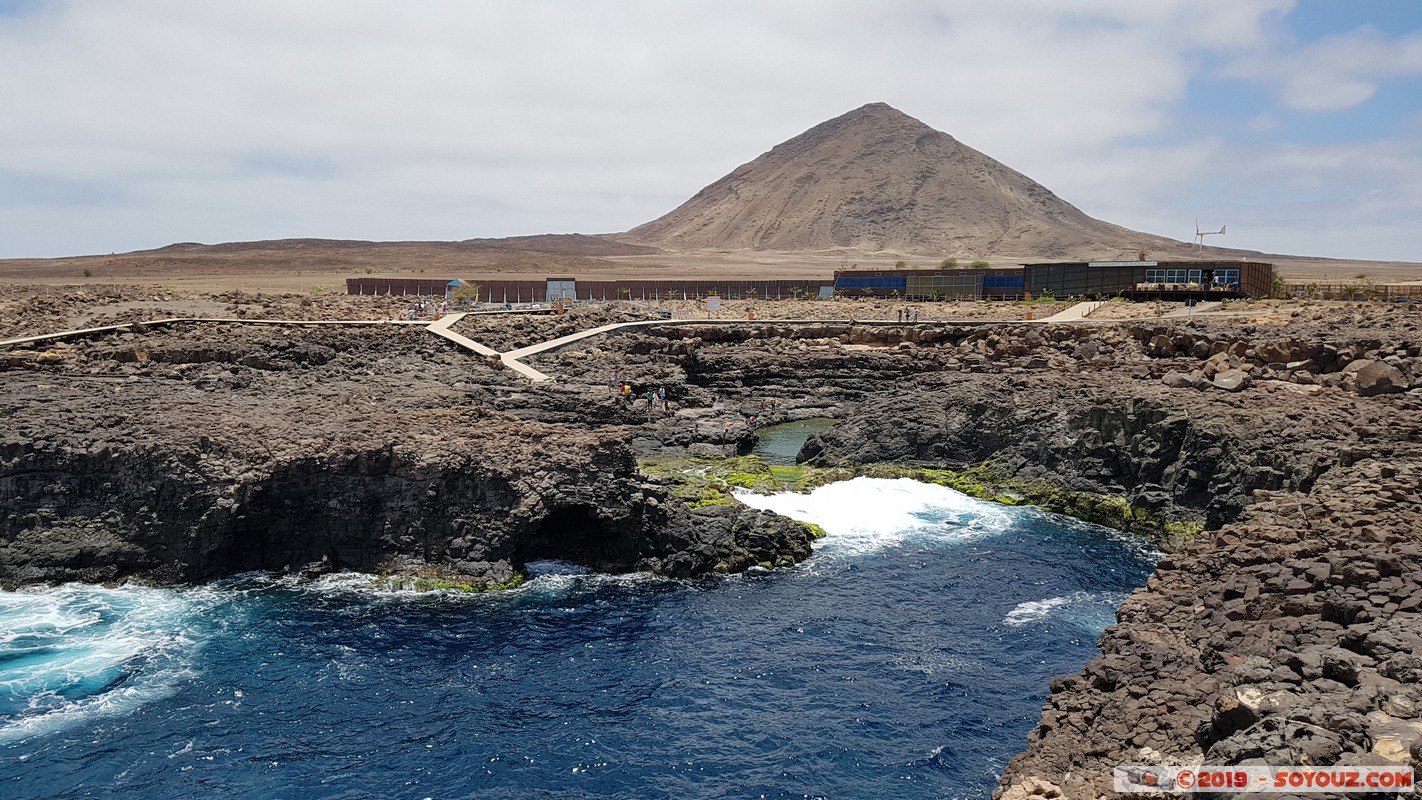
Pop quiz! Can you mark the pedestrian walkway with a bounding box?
[0,317,425,348]
[502,320,672,361]
[426,313,551,383]
[1036,301,1104,322]
[426,314,499,357]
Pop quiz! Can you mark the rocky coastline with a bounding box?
[4,297,1422,796]
[0,322,816,588]
[522,301,1422,795]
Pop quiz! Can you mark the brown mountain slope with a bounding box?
[623,102,1188,258]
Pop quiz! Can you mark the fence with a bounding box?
[1281,283,1422,301]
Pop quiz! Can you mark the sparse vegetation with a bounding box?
[794,461,1201,550]
[941,258,958,269]
[969,260,991,269]
[640,454,1198,550]
[638,454,783,508]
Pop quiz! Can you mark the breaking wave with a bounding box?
[0,585,210,743]
[734,476,1014,556]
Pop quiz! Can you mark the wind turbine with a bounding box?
[1195,219,1226,256]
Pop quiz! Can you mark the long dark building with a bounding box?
[348,259,1276,303]
[1022,260,1273,300]
[830,267,1025,299]
[831,260,1273,300]
[346,277,834,302]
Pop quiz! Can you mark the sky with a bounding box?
[1,0,1420,261]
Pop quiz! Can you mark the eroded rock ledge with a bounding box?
[0,324,815,588]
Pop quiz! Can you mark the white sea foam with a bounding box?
[1003,591,1122,631]
[734,477,1014,556]
[522,562,668,597]
[1003,595,1076,626]
[0,584,207,743]
[219,565,668,606]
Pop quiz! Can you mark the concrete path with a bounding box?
[426,313,551,383]
[1038,301,1104,322]
[0,317,425,348]
[503,319,672,361]
[426,314,499,357]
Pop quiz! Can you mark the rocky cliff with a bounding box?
[0,323,816,588]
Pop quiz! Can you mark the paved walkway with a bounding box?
[427,313,552,382]
[503,319,673,361]
[1037,301,1104,322]
[0,317,425,348]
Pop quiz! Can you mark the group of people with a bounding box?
[609,374,673,414]
[401,300,450,320]
[743,397,778,427]
[896,308,922,322]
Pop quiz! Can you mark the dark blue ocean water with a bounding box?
[1,478,1156,800]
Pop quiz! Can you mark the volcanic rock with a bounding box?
[624,102,1184,257]
[1353,360,1408,396]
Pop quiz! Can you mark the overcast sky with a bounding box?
[2,0,1420,261]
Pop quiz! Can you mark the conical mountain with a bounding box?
[625,103,1181,258]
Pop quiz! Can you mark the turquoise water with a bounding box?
[750,418,836,465]
[1,478,1156,799]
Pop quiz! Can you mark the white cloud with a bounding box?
[1148,137,1422,260]
[0,0,1415,263]
[1223,26,1422,111]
